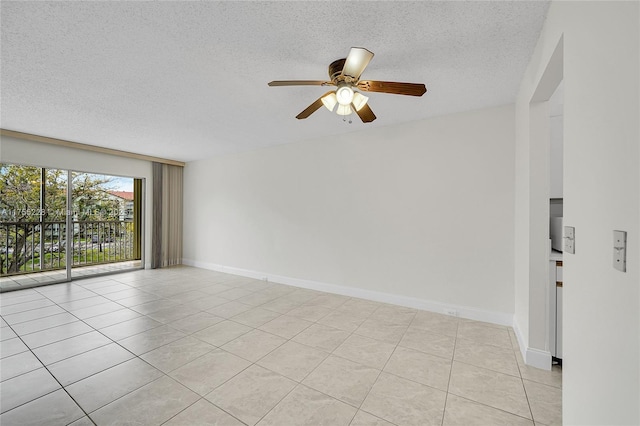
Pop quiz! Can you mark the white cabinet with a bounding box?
[556,285,563,358]
[549,255,563,360]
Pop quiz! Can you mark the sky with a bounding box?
[107,176,134,192]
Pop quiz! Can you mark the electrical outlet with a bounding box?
[445,309,459,317]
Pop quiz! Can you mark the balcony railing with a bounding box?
[0,220,137,277]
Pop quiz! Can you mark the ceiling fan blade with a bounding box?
[296,91,335,119]
[357,80,427,96]
[341,47,374,80]
[354,103,376,123]
[268,80,332,87]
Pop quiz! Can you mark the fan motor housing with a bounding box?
[328,58,346,82]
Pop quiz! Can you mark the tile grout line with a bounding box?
[441,321,460,426]
[4,280,159,421]
[0,263,141,294]
[159,396,249,426]
[3,268,561,425]
[349,306,417,424]
[0,319,97,425]
[201,292,356,425]
[60,280,246,425]
[4,281,193,424]
[202,294,377,426]
[510,325,538,423]
[515,346,537,423]
[447,326,548,423]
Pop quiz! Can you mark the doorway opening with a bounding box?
[0,164,143,291]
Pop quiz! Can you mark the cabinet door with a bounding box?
[556,286,563,359]
[556,264,563,282]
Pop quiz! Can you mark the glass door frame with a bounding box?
[0,163,145,292]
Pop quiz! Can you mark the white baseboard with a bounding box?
[526,348,552,370]
[182,258,514,327]
[512,318,552,370]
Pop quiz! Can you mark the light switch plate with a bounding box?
[564,226,575,254]
[613,230,627,272]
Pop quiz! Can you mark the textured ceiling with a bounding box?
[1,1,550,162]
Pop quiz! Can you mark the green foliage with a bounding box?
[1,165,47,221]
[0,165,122,221]
[0,164,125,274]
[72,172,120,221]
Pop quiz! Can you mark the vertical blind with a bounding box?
[152,162,183,268]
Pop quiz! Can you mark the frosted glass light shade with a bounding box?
[321,92,338,111]
[352,92,369,111]
[336,85,354,105]
[336,104,352,116]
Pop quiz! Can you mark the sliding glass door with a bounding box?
[70,172,142,279]
[0,165,68,287]
[0,163,143,291]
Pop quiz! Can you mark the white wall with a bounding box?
[549,114,563,199]
[514,1,639,424]
[184,105,516,322]
[0,136,154,268]
[549,82,563,200]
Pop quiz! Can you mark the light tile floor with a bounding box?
[0,266,562,425]
[0,260,142,291]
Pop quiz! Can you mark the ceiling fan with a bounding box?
[268,47,427,123]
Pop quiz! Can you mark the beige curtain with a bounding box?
[152,162,183,268]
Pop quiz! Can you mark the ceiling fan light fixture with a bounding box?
[352,92,369,111]
[268,46,426,123]
[321,92,338,111]
[336,104,353,116]
[336,85,354,106]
